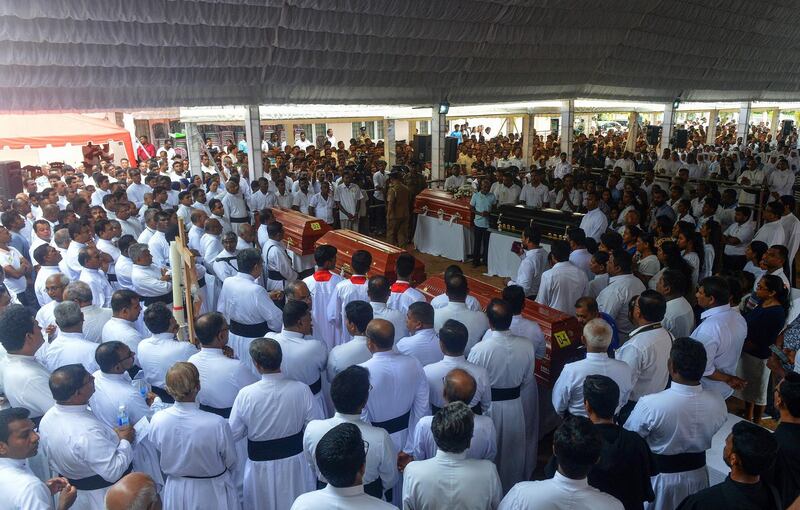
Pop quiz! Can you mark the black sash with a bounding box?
[653,451,706,474]
[142,292,173,306]
[181,467,228,480]
[151,385,175,404]
[230,216,249,224]
[248,430,304,461]
[200,404,233,419]
[65,464,132,491]
[265,245,286,281]
[372,410,411,435]
[491,385,521,401]
[107,273,118,282]
[308,377,322,395]
[431,403,482,415]
[229,320,269,338]
[197,276,206,288]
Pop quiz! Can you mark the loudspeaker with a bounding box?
[646,125,662,146]
[782,120,794,138]
[0,161,22,201]
[673,129,688,149]
[444,136,459,163]
[413,134,432,163]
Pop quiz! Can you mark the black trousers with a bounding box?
[472,226,490,265]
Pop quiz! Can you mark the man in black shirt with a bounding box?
[677,421,780,510]
[770,371,800,507]
[545,375,655,509]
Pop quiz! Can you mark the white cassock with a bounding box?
[212,249,239,281]
[176,204,194,226]
[114,255,134,290]
[326,335,372,381]
[89,371,163,489]
[291,485,395,510]
[217,273,282,376]
[403,451,503,510]
[230,373,320,510]
[303,413,398,499]
[101,317,144,355]
[40,404,134,510]
[303,269,344,351]
[149,402,240,510]
[137,227,155,245]
[327,275,369,346]
[387,281,425,314]
[369,301,408,340]
[510,248,549,297]
[201,233,224,264]
[499,471,624,510]
[411,414,497,461]
[35,300,58,336]
[147,231,171,268]
[396,328,443,367]
[96,238,120,289]
[265,330,329,417]
[131,263,172,304]
[63,241,86,280]
[263,239,297,291]
[579,207,610,241]
[34,264,60,306]
[434,302,489,356]
[467,330,536,493]
[42,331,100,373]
[136,333,199,393]
[424,355,492,414]
[690,304,748,399]
[188,225,204,253]
[0,457,56,509]
[624,382,727,510]
[430,293,482,311]
[119,218,143,239]
[79,267,113,307]
[535,261,589,316]
[552,353,633,417]
[81,305,112,344]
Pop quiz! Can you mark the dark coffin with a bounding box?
[413,189,474,227]
[270,208,332,256]
[417,275,582,387]
[315,229,427,284]
[491,205,583,242]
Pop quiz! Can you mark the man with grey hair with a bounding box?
[63,280,111,343]
[41,301,100,373]
[128,243,172,307]
[104,472,162,510]
[284,280,312,306]
[137,208,159,245]
[403,401,503,509]
[211,231,239,282]
[53,227,73,275]
[35,272,69,341]
[552,317,633,418]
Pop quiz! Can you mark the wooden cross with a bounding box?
[175,218,200,345]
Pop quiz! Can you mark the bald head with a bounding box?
[443,368,477,405]
[104,472,161,510]
[366,318,394,351]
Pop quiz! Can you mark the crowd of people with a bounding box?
[0,120,799,510]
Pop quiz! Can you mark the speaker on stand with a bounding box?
[673,129,688,149]
[444,136,459,164]
[646,125,662,147]
[413,134,432,163]
[0,161,23,202]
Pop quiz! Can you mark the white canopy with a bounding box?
[2,0,799,111]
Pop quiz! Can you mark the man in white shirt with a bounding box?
[779,195,800,282]
[535,240,588,316]
[509,226,548,298]
[101,289,144,356]
[32,244,62,306]
[78,246,113,307]
[64,221,92,280]
[433,273,489,356]
[579,191,609,242]
[211,232,240,282]
[444,165,466,190]
[146,211,171,269]
[768,158,795,198]
[691,276,748,400]
[553,152,573,179]
[302,366,397,501]
[333,170,364,230]
[366,275,408,341]
[553,318,633,417]
[249,178,277,213]
[125,169,152,209]
[40,364,136,510]
[430,265,483,311]
[722,206,755,270]
[657,269,696,339]
[128,243,173,307]
[43,301,100,373]
[624,338,727,510]
[500,416,624,510]
[753,201,786,247]
[262,221,298,292]
[492,173,522,206]
[519,171,549,208]
[309,181,335,225]
[403,401,503,510]
[397,302,442,367]
[327,300,375,378]
[200,218,224,264]
[387,253,425,313]
[220,179,250,234]
[292,177,313,215]
[596,249,646,340]
[294,131,315,151]
[328,250,372,346]
[292,422,395,510]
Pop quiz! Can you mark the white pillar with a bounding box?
[244,105,263,182]
[184,122,202,178]
[706,109,718,145]
[737,101,752,148]
[431,105,446,181]
[660,103,675,152]
[770,109,781,138]
[384,119,396,166]
[559,100,574,156]
[521,114,535,169]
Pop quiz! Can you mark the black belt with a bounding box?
[432,403,482,415]
[316,478,384,499]
[181,467,228,480]
[197,276,206,288]
[200,403,232,419]
[151,385,175,403]
[491,385,521,401]
[308,377,322,395]
[142,292,173,306]
[372,410,411,435]
[230,216,249,223]
[107,273,118,282]
[247,430,304,461]
[653,451,706,474]
[267,270,285,280]
[65,464,132,491]
[229,320,269,338]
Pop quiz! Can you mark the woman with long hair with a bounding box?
[743,240,768,282]
[649,240,694,292]
[675,222,704,287]
[699,219,723,279]
[635,232,660,286]
[735,275,791,422]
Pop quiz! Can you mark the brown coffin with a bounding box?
[270,207,332,256]
[413,189,474,227]
[417,275,582,387]
[315,229,427,284]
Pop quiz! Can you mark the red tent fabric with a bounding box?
[0,113,136,163]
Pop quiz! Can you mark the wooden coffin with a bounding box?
[315,229,427,284]
[490,205,583,242]
[413,189,474,227]
[417,275,582,387]
[270,207,332,256]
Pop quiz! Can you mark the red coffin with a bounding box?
[315,229,427,285]
[270,208,332,256]
[417,275,582,387]
[413,189,474,227]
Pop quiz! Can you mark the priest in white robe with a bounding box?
[101,290,144,355]
[367,276,409,340]
[77,247,112,307]
[42,301,100,373]
[326,300,374,380]
[302,245,344,352]
[128,243,173,307]
[396,302,443,367]
[387,254,426,313]
[326,250,372,346]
